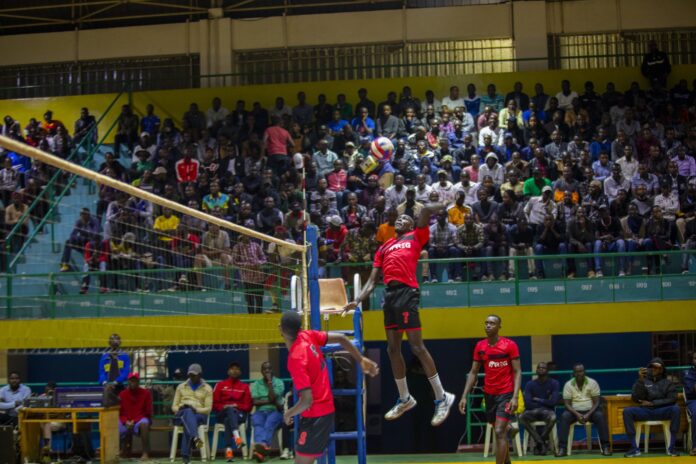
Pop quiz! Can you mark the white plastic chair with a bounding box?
[522,420,558,455]
[635,420,671,454]
[169,414,210,462]
[210,420,248,460]
[566,421,596,455]
[684,388,693,453]
[483,423,523,458]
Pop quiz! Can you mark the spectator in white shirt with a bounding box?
[206,97,229,134]
[479,153,505,186]
[478,117,502,147]
[616,145,639,180]
[555,80,579,111]
[603,165,632,202]
[442,85,464,111]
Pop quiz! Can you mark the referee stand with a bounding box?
[297,226,368,464]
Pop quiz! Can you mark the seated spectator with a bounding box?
[213,362,252,460]
[482,220,508,281]
[683,212,696,273]
[623,358,680,457]
[632,163,660,198]
[566,208,595,278]
[396,187,424,220]
[592,152,612,182]
[250,362,285,462]
[525,186,556,230]
[0,157,19,207]
[0,371,31,426]
[683,352,696,456]
[153,208,179,261]
[202,181,230,216]
[256,197,284,235]
[643,205,676,274]
[455,214,484,280]
[471,189,498,224]
[119,373,152,460]
[533,214,566,279]
[172,364,213,463]
[429,210,460,282]
[4,192,29,253]
[431,171,457,206]
[194,224,232,289]
[479,153,504,186]
[500,169,525,200]
[508,216,535,279]
[37,382,65,451]
[593,204,627,277]
[519,362,559,456]
[325,215,348,263]
[523,168,552,199]
[60,207,101,272]
[603,164,631,202]
[654,180,680,223]
[447,191,473,227]
[231,235,267,314]
[340,192,366,230]
[556,363,611,456]
[376,208,397,244]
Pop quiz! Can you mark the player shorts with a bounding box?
[484,392,514,424]
[295,412,335,458]
[382,283,421,331]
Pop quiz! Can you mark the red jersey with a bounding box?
[374,226,429,288]
[473,337,520,395]
[287,330,334,418]
[118,387,153,424]
[212,377,253,413]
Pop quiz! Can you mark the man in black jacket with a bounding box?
[622,357,680,457]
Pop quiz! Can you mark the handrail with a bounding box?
[6,112,122,271]
[3,86,126,271]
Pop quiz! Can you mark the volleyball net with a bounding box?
[0,134,311,351]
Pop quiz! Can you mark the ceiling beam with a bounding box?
[76,1,121,22]
[128,0,208,12]
[0,1,118,14]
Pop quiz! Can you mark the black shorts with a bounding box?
[296,412,334,458]
[485,392,514,424]
[382,284,421,331]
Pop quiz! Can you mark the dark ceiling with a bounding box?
[0,0,506,35]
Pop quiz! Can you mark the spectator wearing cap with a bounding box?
[172,363,213,463]
[525,186,557,229]
[523,168,552,199]
[213,362,252,459]
[438,155,461,183]
[479,153,504,186]
[325,215,348,262]
[396,186,424,220]
[604,164,632,202]
[593,204,627,277]
[313,139,339,179]
[119,373,153,460]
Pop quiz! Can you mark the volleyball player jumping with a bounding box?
[343,204,456,426]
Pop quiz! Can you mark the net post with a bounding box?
[305,225,321,331]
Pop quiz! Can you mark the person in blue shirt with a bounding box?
[99,333,131,389]
[140,104,161,138]
[351,107,375,141]
[0,371,32,426]
[682,351,696,456]
[518,362,559,456]
[327,109,348,136]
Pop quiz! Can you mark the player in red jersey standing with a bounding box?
[279,311,378,464]
[343,205,456,426]
[459,315,522,464]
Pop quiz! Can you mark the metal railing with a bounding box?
[1,250,693,320]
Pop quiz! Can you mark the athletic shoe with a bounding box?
[193,437,204,449]
[624,448,641,457]
[384,396,417,420]
[667,449,680,457]
[587,270,596,278]
[595,270,604,278]
[280,448,292,460]
[225,447,234,460]
[253,451,266,463]
[430,391,455,426]
[235,435,243,448]
[618,270,626,277]
[60,264,70,272]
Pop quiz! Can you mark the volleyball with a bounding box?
[370,136,394,161]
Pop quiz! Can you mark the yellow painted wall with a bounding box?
[1,64,694,145]
[0,300,693,350]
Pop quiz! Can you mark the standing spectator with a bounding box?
[0,372,31,426]
[641,40,671,87]
[250,362,285,461]
[519,362,559,456]
[623,358,680,457]
[556,364,611,456]
[114,105,139,158]
[429,210,460,282]
[231,236,267,314]
[263,116,294,176]
[172,364,213,463]
[98,333,130,400]
[213,362,252,460]
[119,373,153,460]
[0,157,20,207]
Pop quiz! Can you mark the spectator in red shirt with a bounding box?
[325,215,348,262]
[118,373,153,460]
[212,362,252,459]
[175,146,200,184]
[263,116,294,177]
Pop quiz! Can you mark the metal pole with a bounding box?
[306,225,321,331]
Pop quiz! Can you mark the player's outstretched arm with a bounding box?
[327,333,379,377]
[458,360,481,415]
[343,267,380,313]
[417,202,445,228]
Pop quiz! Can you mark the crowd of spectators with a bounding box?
[2,63,696,296]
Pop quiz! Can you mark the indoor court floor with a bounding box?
[195,456,694,463]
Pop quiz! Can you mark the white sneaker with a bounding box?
[431,391,455,426]
[280,448,291,460]
[384,396,417,421]
[618,270,626,277]
[595,270,604,278]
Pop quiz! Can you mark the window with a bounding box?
[232,39,515,85]
[652,332,696,367]
[548,30,696,70]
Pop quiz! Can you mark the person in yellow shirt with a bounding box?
[447,191,473,227]
[172,364,213,462]
[153,207,179,244]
